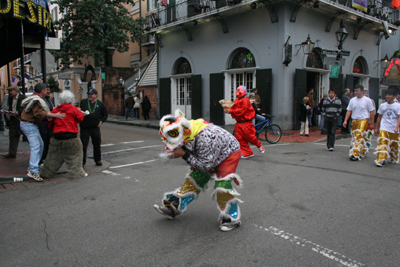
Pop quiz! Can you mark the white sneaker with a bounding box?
[328,148,334,151]
[376,160,385,167]
[85,173,88,177]
[27,171,43,182]
[241,154,254,159]
[219,220,241,232]
[258,146,265,154]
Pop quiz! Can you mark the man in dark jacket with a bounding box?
[322,89,342,151]
[125,94,134,120]
[39,83,54,165]
[3,85,26,158]
[79,89,108,166]
[341,88,351,134]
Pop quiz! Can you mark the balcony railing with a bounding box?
[145,0,399,30]
[146,0,231,28]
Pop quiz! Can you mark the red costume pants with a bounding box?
[234,121,261,157]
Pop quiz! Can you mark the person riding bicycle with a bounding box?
[249,93,266,127]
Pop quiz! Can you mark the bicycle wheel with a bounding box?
[264,124,282,144]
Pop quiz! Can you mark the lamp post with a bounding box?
[301,34,315,55]
[336,20,348,51]
[381,54,390,70]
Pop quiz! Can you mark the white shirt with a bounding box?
[377,102,400,133]
[347,96,375,120]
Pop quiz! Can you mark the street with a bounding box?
[1,122,399,267]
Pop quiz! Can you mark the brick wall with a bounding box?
[104,86,124,116]
[136,85,158,119]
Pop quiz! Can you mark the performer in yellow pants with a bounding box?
[350,118,372,160]
[375,130,399,165]
[374,88,400,167]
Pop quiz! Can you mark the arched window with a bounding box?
[228,48,256,69]
[306,48,325,69]
[353,56,368,74]
[174,57,192,74]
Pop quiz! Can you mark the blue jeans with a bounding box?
[126,108,134,119]
[20,121,43,174]
[319,114,325,130]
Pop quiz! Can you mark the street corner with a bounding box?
[0,151,31,179]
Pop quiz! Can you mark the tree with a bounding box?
[52,0,146,69]
[47,75,60,93]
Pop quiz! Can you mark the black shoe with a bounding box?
[95,161,102,166]
[305,134,309,137]
[350,156,359,161]
[3,153,16,159]
[153,204,176,219]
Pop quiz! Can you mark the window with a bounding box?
[175,58,192,74]
[63,80,70,90]
[229,48,256,69]
[353,56,368,74]
[306,48,325,69]
[176,77,191,105]
[148,0,158,12]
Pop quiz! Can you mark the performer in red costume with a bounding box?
[228,86,265,158]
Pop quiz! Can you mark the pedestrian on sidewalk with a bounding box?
[79,89,108,167]
[38,83,54,165]
[341,88,351,134]
[307,88,315,127]
[133,94,141,119]
[227,86,264,158]
[343,85,375,161]
[318,93,328,131]
[40,91,87,179]
[373,88,400,167]
[154,110,243,232]
[125,93,134,120]
[299,97,312,137]
[20,83,65,182]
[321,89,342,151]
[3,85,26,159]
[142,95,151,120]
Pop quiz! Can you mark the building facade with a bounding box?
[149,0,399,129]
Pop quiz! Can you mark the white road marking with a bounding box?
[102,170,121,176]
[254,224,365,267]
[101,144,114,147]
[110,159,158,169]
[101,141,144,147]
[102,145,163,155]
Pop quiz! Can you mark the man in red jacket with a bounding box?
[228,86,264,158]
[40,91,87,179]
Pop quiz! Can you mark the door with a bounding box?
[256,69,272,115]
[293,69,308,130]
[191,75,202,119]
[345,74,354,94]
[224,71,256,124]
[172,76,192,119]
[209,73,225,125]
[330,74,344,97]
[159,78,171,117]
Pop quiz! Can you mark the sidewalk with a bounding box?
[106,114,346,143]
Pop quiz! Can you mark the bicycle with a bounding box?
[255,114,282,144]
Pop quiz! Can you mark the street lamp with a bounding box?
[336,20,348,50]
[301,34,315,55]
[381,54,390,69]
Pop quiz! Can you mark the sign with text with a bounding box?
[330,65,340,78]
[0,0,53,32]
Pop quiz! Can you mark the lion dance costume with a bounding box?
[154,110,242,232]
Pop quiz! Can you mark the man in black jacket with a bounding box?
[3,85,26,158]
[79,89,108,166]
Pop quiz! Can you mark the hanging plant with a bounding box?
[159,0,168,7]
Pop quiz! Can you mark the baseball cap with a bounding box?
[7,85,19,92]
[88,89,98,95]
[45,83,50,88]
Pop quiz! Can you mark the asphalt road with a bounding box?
[0,122,399,267]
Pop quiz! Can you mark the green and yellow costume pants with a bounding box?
[161,151,242,223]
